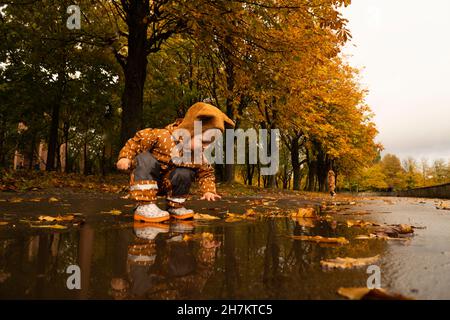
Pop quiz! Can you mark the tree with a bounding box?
[381,154,405,191]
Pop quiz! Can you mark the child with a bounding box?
[117,102,235,223]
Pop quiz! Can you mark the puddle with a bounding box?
[0,214,388,299]
[0,194,448,299]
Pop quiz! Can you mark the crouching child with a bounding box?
[116,102,235,223]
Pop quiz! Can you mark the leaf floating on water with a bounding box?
[355,234,410,241]
[9,197,23,203]
[225,212,256,222]
[346,220,379,228]
[29,198,43,202]
[183,232,214,241]
[321,255,380,270]
[48,197,59,203]
[289,235,349,245]
[372,224,414,238]
[193,213,220,220]
[0,221,8,226]
[102,209,122,215]
[337,287,413,300]
[30,224,67,230]
[225,216,243,223]
[38,215,75,222]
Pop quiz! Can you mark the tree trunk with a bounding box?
[0,119,5,167]
[306,160,316,191]
[291,137,301,190]
[120,0,150,145]
[83,139,88,176]
[64,123,69,173]
[223,34,236,184]
[224,100,235,183]
[46,102,60,171]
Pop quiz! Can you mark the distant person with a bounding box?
[328,169,336,197]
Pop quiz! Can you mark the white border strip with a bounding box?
[130,184,158,191]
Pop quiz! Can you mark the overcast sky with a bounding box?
[342,0,450,162]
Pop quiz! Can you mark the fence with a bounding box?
[396,183,450,199]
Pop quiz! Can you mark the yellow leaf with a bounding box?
[31,224,67,230]
[102,209,122,215]
[225,217,242,223]
[9,197,23,203]
[193,213,220,220]
[321,255,380,270]
[0,221,8,226]
[48,197,59,203]
[346,220,378,228]
[225,212,255,222]
[289,235,349,245]
[355,234,410,241]
[38,215,75,222]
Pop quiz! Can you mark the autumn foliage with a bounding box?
[0,0,381,191]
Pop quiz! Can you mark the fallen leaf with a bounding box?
[9,197,23,203]
[289,235,349,245]
[321,255,380,270]
[102,209,122,215]
[346,220,379,228]
[436,202,450,210]
[225,217,243,223]
[38,215,75,222]
[183,232,214,241]
[193,213,220,220]
[355,234,410,241]
[338,287,413,300]
[225,212,256,222]
[30,224,67,230]
[48,197,59,203]
[372,224,414,238]
[0,221,8,226]
[29,198,43,202]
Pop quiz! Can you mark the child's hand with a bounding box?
[117,158,131,171]
[200,192,221,201]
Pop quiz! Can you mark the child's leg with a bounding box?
[131,151,169,222]
[130,151,161,201]
[166,168,195,219]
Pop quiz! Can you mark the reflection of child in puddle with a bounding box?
[109,222,220,299]
[110,222,168,299]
